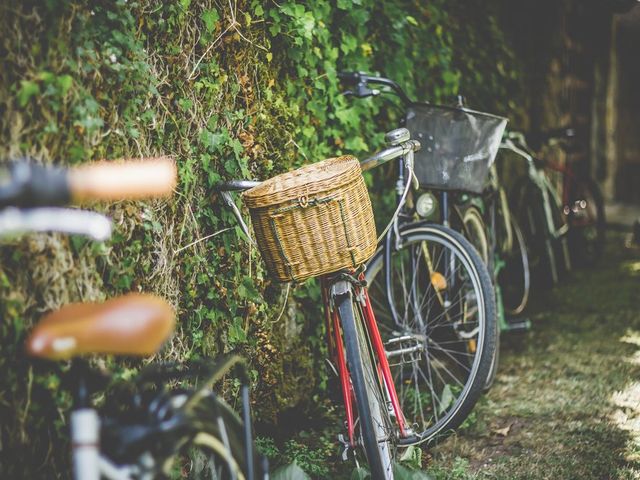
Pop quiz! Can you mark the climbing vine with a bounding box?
[0,0,522,475]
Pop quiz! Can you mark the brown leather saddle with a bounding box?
[26,293,175,360]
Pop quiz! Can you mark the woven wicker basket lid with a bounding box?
[243,156,361,208]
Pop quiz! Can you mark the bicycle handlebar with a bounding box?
[214,180,261,193]
[360,139,421,172]
[0,157,176,209]
[338,71,414,106]
[215,134,421,191]
[68,157,176,202]
[0,207,112,241]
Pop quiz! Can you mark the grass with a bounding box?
[429,230,640,479]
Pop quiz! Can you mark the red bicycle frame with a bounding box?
[321,275,409,448]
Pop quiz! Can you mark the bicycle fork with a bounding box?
[325,278,410,451]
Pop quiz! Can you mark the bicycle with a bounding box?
[337,72,529,318]
[338,71,517,389]
[216,127,496,477]
[502,131,574,286]
[0,159,264,479]
[531,127,606,266]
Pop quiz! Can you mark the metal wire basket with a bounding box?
[405,103,508,194]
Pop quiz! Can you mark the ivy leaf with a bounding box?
[200,129,227,152]
[406,15,419,27]
[56,75,73,95]
[201,9,220,32]
[344,136,368,151]
[228,317,246,345]
[17,80,40,107]
[340,35,357,54]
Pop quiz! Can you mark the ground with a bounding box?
[263,230,640,479]
[428,229,640,479]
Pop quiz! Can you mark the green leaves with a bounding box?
[201,8,219,32]
[17,80,39,107]
[271,463,311,480]
[16,72,74,107]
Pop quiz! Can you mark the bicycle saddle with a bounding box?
[26,293,175,360]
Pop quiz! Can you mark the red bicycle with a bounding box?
[216,128,496,478]
[536,128,606,266]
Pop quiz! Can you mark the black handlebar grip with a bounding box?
[0,161,70,208]
[337,71,361,83]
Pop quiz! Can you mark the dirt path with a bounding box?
[429,232,640,479]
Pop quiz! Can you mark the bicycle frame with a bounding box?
[67,356,257,480]
[321,275,409,449]
[501,138,570,241]
[215,138,421,458]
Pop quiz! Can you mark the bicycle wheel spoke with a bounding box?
[365,225,496,443]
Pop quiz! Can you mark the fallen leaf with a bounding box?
[493,423,512,437]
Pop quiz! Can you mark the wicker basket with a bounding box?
[243,156,377,283]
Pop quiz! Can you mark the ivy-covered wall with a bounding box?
[0,0,523,475]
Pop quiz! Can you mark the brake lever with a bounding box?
[220,191,255,246]
[0,207,112,241]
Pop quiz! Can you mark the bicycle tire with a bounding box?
[365,223,496,444]
[511,176,560,285]
[498,215,530,316]
[461,206,489,265]
[566,176,605,266]
[458,206,497,392]
[337,288,394,479]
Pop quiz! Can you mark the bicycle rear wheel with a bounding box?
[365,223,496,444]
[336,286,395,479]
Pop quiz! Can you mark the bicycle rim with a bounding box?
[462,206,489,264]
[365,224,496,443]
[498,216,530,315]
[513,178,558,286]
[337,290,395,479]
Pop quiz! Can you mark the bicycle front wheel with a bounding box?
[337,287,395,479]
[365,223,497,444]
[498,215,530,316]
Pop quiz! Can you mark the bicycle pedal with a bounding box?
[504,317,531,333]
[385,335,424,363]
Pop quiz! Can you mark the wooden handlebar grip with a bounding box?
[68,157,177,202]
